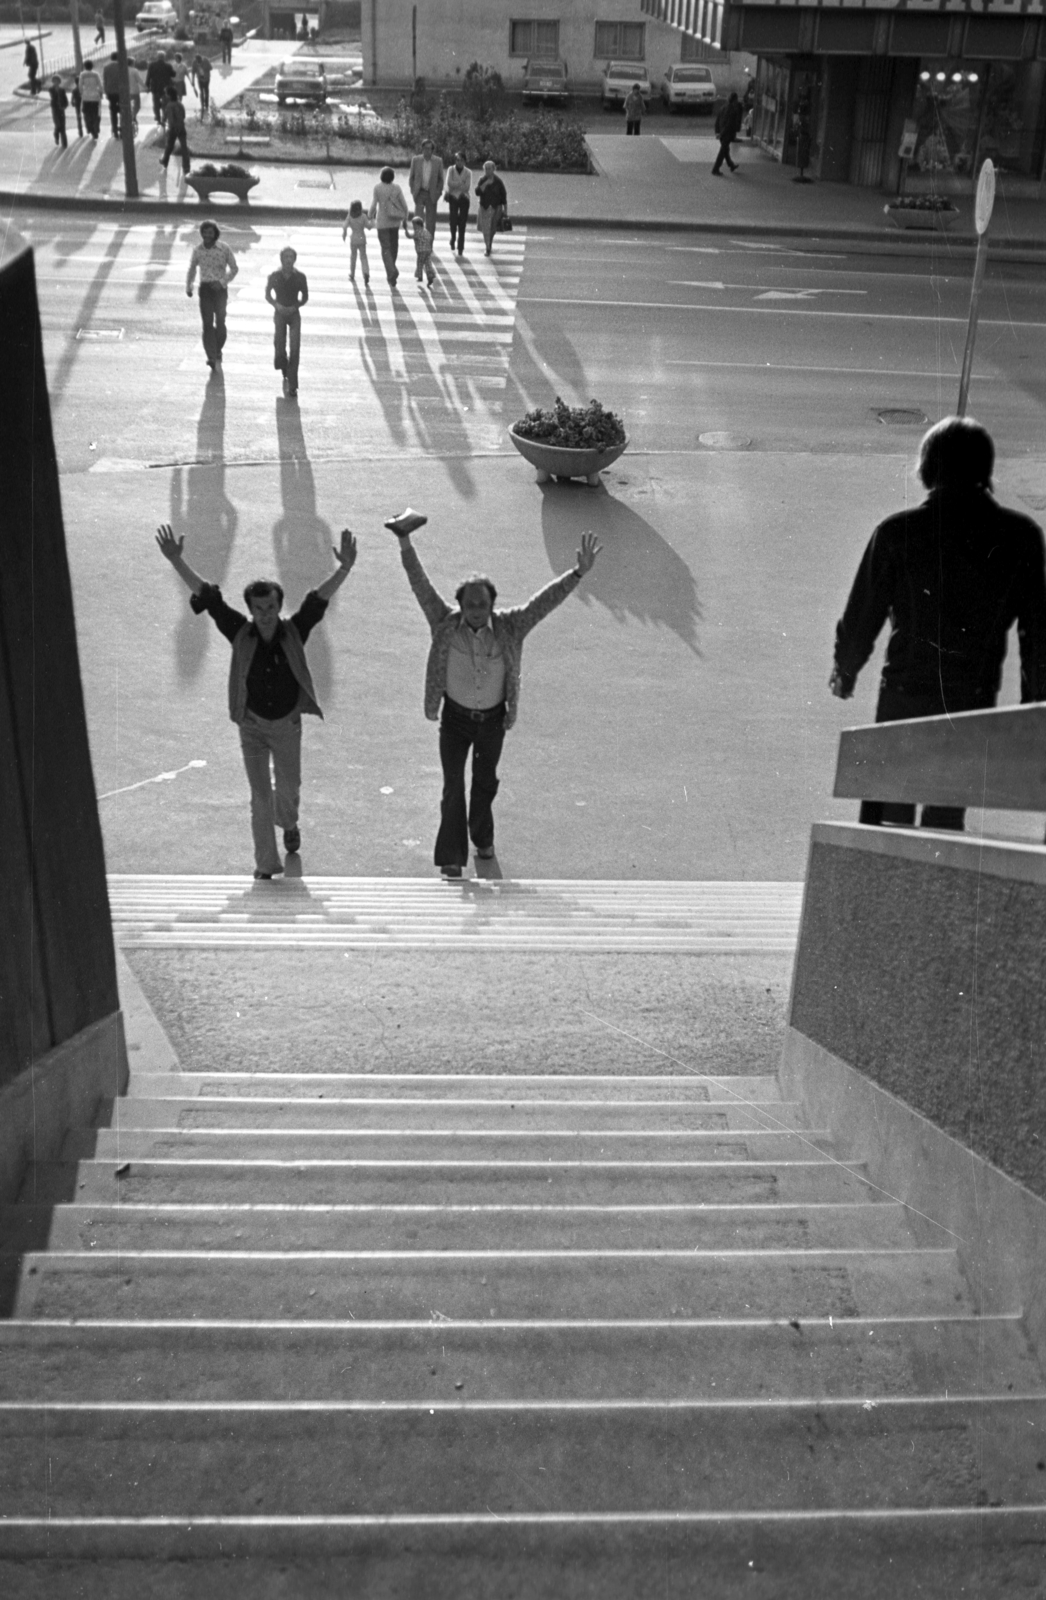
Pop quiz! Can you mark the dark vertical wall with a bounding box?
[817,56,859,182]
[0,247,118,1093]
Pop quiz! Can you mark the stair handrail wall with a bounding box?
[783,702,1046,1356]
[0,245,128,1207]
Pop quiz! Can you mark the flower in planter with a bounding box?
[885,195,958,213]
[513,397,625,450]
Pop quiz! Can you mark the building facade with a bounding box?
[362,0,732,94]
[641,0,1046,188]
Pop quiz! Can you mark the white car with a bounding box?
[601,61,652,109]
[661,63,716,114]
[135,1,178,32]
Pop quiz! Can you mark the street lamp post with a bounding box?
[111,0,140,198]
[69,0,83,71]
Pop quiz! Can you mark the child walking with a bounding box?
[341,200,372,286]
[410,213,435,287]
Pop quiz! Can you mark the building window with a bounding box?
[681,36,721,63]
[510,20,560,57]
[595,21,645,60]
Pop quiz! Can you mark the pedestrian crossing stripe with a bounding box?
[107,877,803,952]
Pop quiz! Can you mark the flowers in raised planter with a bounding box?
[513,397,625,450]
[884,195,958,213]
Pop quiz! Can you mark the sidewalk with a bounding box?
[3,84,1046,251]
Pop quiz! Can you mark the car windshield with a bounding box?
[281,62,320,75]
[672,67,710,81]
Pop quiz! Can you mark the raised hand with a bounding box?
[576,531,602,575]
[155,523,184,563]
[333,529,358,570]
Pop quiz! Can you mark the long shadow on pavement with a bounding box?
[170,371,239,682]
[272,397,335,705]
[540,480,703,657]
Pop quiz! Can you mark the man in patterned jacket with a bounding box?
[386,508,600,877]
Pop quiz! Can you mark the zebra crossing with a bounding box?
[22,216,529,462]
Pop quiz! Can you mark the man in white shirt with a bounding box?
[185,221,239,370]
[445,151,471,254]
[387,509,600,876]
[78,60,103,140]
[408,139,444,242]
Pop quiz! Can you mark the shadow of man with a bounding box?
[540,482,703,657]
[170,374,238,682]
[272,399,335,705]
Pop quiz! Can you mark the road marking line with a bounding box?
[518,295,1046,328]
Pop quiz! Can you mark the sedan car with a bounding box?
[274,59,328,105]
[522,57,569,105]
[601,61,652,109]
[661,63,716,113]
[135,0,177,32]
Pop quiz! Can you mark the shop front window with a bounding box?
[912,65,983,176]
[912,61,1046,178]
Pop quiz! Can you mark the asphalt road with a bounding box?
[9,211,1046,880]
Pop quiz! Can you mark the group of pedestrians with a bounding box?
[155,513,601,881]
[184,223,307,397]
[46,47,212,150]
[351,145,511,289]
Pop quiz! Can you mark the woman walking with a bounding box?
[475,159,507,258]
[367,166,410,286]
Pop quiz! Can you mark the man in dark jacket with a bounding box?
[145,49,175,125]
[712,91,743,174]
[159,83,190,174]
[831,415,1046,829]
[102,52,121,136]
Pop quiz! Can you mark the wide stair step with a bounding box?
[3,1053,1044,1590]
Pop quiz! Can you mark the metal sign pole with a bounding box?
[957,159,995,418]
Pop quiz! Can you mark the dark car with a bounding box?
[522,57,569,105]
[274,59,327,105]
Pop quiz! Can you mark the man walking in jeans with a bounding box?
[265,246,308,398]
[386,509,601,877]
[154,524,358,879]
[186,220,238,369]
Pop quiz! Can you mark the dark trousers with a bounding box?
[626,119,641,135]
[448,192,469,251]
[435,698,506,867]
[52,114,68,148]
[273,306,301,389]
[151,90,166,124]
[221,40,232,63]
[106,92,120,134]
[712,136,737,173]
[198,281,228,364]
[161,125,190,172]
[857,685,992,832]
[82,98,101,138]
[377,226,400,283]
[198,78,210,112]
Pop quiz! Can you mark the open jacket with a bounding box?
[400,542,581,729]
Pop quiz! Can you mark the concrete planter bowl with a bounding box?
[186,173,260,203]
[508,427,628,486]
[884,203,960,232]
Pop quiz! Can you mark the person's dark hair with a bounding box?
[455,573,497,607]
[918,415,994,492]
[84,59,93,69]
[380,165,395,182]
[110,51,118,60]
[243,579,285,609]
[199,221,220,238]
[349,199,362,216]
[166,83,179,99]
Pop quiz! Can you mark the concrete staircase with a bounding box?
[3,1046,1046,1592]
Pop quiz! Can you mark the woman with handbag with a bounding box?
[368,166,411,287]
[475,159,508,257]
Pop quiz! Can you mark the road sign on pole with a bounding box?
[957,159,995,417]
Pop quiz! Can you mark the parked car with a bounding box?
[601,61,652,109]
[134,0,178,32]
[661,63,716,113]
[274,59,328,105]
[522,57,569,105]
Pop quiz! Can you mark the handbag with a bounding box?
[498,213,513,233]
